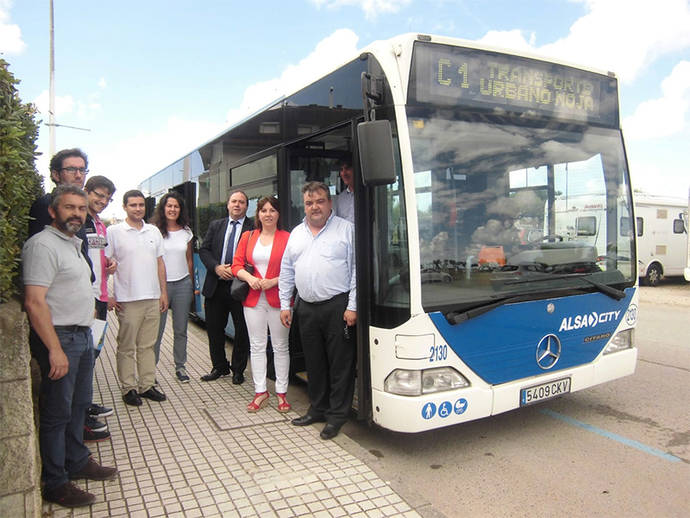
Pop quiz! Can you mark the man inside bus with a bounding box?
[199,190,254,384]
[279,181,356,440]
[333,159,354,223]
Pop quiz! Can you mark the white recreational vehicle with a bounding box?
[634,193,689,286]
[683,189,690,282]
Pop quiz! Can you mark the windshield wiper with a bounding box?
[445,294,532,325]
[504,273,626,300]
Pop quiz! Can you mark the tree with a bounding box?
[0,58,43,302]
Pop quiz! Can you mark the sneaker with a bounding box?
[84,415,107,433]
[139,386,167,402]
[84,428,111,442]
[44,482,95,508]
[176,368,190,383]
[88,403,113,418]
[70,456,118,481]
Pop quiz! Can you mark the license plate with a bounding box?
[520,378,571,406]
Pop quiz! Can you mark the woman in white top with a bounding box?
[152,192,195,383]
[232,196,291,412]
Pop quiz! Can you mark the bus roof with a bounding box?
[144,32,619,181]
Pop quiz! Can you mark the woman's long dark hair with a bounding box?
[151,192,190,238]
[254,196,281,231]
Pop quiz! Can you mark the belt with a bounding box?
[302,292,348,306]
[54,325,90,332]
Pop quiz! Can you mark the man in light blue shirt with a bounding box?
[279,181,356,440]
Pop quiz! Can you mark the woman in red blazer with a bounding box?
[232,196,291,412]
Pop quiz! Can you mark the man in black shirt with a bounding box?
[28,149,111,442]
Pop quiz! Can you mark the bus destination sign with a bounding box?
[409,42,619,127]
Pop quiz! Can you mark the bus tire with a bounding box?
[644,263,663,286]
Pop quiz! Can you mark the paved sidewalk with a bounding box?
[43,313,421,517]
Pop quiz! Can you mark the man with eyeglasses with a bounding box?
[29,148,91,237]
[28,149,112,441]
[83,175,118,426]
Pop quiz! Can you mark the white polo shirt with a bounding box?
[106,221,165,302]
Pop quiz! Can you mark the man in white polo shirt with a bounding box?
[107,190,168,406]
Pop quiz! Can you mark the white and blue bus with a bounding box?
[139,33,638,433]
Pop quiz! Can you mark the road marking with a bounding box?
[540,409,682,463]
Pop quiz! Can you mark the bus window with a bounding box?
[286,125,352,230]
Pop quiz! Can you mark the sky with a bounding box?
[2,0,689,219]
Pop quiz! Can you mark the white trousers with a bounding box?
[243,295,290,393]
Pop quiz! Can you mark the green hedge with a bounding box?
[0,59,43,303]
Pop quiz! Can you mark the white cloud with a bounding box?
[32,90,75,118]
[310,0,410,20]
[225,29,360,125]
[98,77,107,89]
[95,116,226,197]
[623,61,690,141]
[478,29,535,53]
[479,0,690,84]
[33,85,106,124]
[0,0,25,54]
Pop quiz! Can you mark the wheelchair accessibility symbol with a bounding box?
[422,402,437,419]
[438,401,453,418]
[454,398,468,414]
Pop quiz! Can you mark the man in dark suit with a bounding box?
[199,190,254,383]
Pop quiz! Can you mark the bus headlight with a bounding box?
[604,329,634,354]
[384,367,470,396]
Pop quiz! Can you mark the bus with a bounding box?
[139,33,638,433]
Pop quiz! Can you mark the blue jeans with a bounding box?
[154,275,193,370]
[30,326,94,490]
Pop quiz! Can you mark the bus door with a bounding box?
[284,122,372,420]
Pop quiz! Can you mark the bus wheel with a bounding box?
[645,263,662,286]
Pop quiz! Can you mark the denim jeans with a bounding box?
[30,326,94,490]
[154,275,193,370]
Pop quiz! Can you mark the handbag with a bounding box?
[230,231,255,302]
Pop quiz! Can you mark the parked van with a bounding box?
[634,194,689,286]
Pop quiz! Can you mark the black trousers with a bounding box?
[204,280,249,374]
[297,292,355,427]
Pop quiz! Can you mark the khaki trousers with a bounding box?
[116,299,160,393]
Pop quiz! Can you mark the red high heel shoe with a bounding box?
[276,393,291,413]
[247,392,269,412]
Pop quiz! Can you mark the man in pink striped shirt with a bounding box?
[83,176,117,441]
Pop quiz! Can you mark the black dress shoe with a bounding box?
[200,368,230,382]
[122,389,142,406]
[140,386,167,402]
[320,423,340,440]
[232,372,245,385]
[291,414,326,426]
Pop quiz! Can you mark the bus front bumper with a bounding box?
[370,347,637,433]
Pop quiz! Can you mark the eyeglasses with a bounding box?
[90,190,113,203]
[60,167,89,175]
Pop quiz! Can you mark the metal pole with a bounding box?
[49,0,55,158]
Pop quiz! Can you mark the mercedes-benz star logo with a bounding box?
[536,334,561,370]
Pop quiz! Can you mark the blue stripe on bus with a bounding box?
[541,408,682,463]
[429,288,635,384]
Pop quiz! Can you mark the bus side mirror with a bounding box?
[672,218,685,234]
[357,120,396,186]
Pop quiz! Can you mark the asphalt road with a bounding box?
[325,279,690,518]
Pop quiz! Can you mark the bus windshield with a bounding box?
[407,112,635,312]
